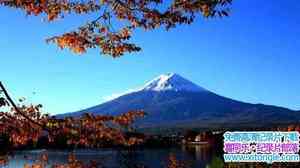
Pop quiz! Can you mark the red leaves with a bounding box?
[1,0,231,57]
[47,25,141,57]
[47,111,146,147]
[0,93,146,147]
[114,110,145,127]
[166,154,190,168]
[49,32,88,54]
[0,156,8,167]
[24,153,101,168]
[1,0,101,21]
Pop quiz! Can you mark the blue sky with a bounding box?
[1,0,300,114]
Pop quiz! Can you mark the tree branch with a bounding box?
[0,81,50,132]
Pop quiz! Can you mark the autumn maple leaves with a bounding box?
[46,25,139,57]
[0,82,146,148]
[0,0,231,57]
[0,105,146,147]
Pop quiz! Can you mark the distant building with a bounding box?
[183,132,209,145]
[195,135,202,142]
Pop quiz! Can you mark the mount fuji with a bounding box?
[140,73,206,92]
[60,73,300,130]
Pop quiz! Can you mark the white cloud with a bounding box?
[102,89,138,101]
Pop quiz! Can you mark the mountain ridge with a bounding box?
[59,73,300,129]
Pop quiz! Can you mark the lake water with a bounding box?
[0,145,221,168]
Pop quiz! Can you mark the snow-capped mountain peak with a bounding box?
[141,73,207,92]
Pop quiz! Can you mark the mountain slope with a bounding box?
[141,73,207,92]
[60,73,300,129]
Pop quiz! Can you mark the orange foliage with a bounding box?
[23,153,100,168]
[22,153,189,168]
[166,154,190,168]
[0,0,232,56]
[0,83,145,147]
[0,155,8,167]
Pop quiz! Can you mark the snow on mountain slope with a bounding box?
[102,73,207,101]
[58,73,300,129]
[141,73,207,92]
